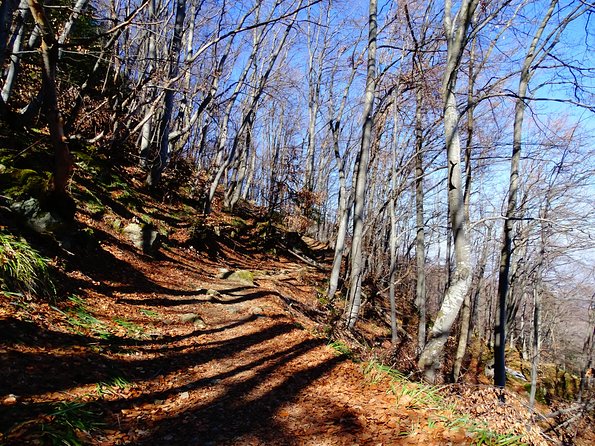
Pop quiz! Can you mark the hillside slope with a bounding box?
[0,146,592,445]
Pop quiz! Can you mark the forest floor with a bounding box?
[0,166,592,445]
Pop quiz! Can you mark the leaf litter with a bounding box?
[0,198,590,445]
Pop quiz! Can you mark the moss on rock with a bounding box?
[0,167,51,199]
[227,270,254,286]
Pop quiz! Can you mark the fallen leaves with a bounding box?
[2,196,590,446]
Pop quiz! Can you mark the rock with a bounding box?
[2,394,18,405]
[225,270,254,286]
[506,367,527,381]
[206,289,220,296]
[251,306,264,315]
[485,360,495,378]
[10,197,66,233]
[123,222,160,253]
[179,391,190,399]
[180,313,206,328]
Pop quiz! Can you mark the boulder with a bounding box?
[123,222,160,253]
[226,270,254,286]
[10,197,66,233]
[180,313,206,328]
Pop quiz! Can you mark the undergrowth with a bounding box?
[0,231,55,299]
[363,361,528,445]
[4,400,104,446]
[96,375,131,397]
[51,295,112,339]
[37,401,103,446]
[113,317,146,338]
[328,340,353,358]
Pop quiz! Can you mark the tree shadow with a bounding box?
[0,320,305,435]
[57,226,213,299]
[0,318,98,349]
[130,344,347,445]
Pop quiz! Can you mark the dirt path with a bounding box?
[2,216,571,445]
[96,242,413,445]
[2,225,428,445]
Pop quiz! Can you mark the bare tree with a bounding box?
[495,0,587,391]
[325,39,362,303]
[146,0,187,186]
[27,0,73,203]
[345,0,378,329]
[417,0,478,383]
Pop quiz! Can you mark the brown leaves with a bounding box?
[2,190,585,446]
[444,385,549,446]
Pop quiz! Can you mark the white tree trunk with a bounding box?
[417,0,477,383]
[345,0,377,329]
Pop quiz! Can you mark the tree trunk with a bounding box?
[345,0,377,330]
[1,0,28,103]
[453,30,478,382]
[147,0,186,187]
[578,321,594,403]
[414,87,426,353]
[226,109,255,209]
[388,98,400,346]
[242,146,257,201]
[0,0,19,69]
[325,42,358,304]
[139,0,158,167]
[28,0,73,200]
[204,3,286,212]
[495,0,558,391]
[57,0,88,59]
[417,0,477,383]
[529,286,541,409]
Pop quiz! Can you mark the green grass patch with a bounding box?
[52,295,112,339]
[38,400,103,446]
[96,375,131,397]
[113,317,145,338]
[0,232,55,299]
[139,308,159,318]
[363,361,528,445]
[5,399,105,445]
[328,340,352,358]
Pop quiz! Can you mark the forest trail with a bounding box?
[1,212,455,446]
[0,200,567,446]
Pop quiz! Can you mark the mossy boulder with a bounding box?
[218,269,254,286]
[10,198,68,234]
